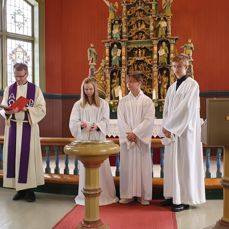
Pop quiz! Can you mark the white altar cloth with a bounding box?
[108,119,163,138]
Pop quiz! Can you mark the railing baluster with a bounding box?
[115,154,120,176]
[45,146,51,174]
[3,137,224,181]
[64,154,69,175]
[205,147,211,178]
[54,146,60,174]
[216,147,223,178]
[160,146,164,178]
[74,157,79,175]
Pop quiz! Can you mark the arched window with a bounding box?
[0,0,45,90]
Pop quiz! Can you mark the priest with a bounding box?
[0,63,46,202]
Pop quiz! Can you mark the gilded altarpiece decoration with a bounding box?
[91,0,194,117]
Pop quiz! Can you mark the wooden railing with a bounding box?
[0,136,223,189]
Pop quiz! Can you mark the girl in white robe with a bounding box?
[162,55,206,211]
[69,78,118,206]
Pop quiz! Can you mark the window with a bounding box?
[0,0,45,90]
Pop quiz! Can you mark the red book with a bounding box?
[10,96,29,111]
[0,96,29,111]
[1,96,30,111]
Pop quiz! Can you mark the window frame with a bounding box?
[0,0,45,91]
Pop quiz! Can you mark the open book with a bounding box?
[0,96,29,111]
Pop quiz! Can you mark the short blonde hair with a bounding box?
[80,77,100,108]
[172,54,189,66]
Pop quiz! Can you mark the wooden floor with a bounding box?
[0,187,223,229]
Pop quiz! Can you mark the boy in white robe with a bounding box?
[117,72,155,205]
[0,63,46,202]
[69,77,118,206]
[161,54,206,212]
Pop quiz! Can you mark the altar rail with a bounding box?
[0,136,223,189]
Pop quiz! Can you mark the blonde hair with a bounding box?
[80,77,100,108]
[172,54,189,66]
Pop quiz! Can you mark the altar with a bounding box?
[108,118,204,139]
[108,119,163,138]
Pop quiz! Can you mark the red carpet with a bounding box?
[53,201,177,229]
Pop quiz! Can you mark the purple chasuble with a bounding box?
[7,82,36,183]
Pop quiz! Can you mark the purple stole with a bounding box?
[7,82,36,183]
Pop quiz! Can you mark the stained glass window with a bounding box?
[6,0,32,36]
[7,39,32,85]
[0,0,41,88]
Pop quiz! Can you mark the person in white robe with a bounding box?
[161,54,206,212]
[69,77,118,206]
[117,72,155,205]
[0,63,46,202]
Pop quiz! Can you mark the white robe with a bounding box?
[69,98,118,206]
[117,91,155,200]
[0,83,46,191]
[162,77,206,205]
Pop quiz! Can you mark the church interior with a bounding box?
[0,0,229,228]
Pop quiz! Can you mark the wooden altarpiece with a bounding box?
[92,0,194,117]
